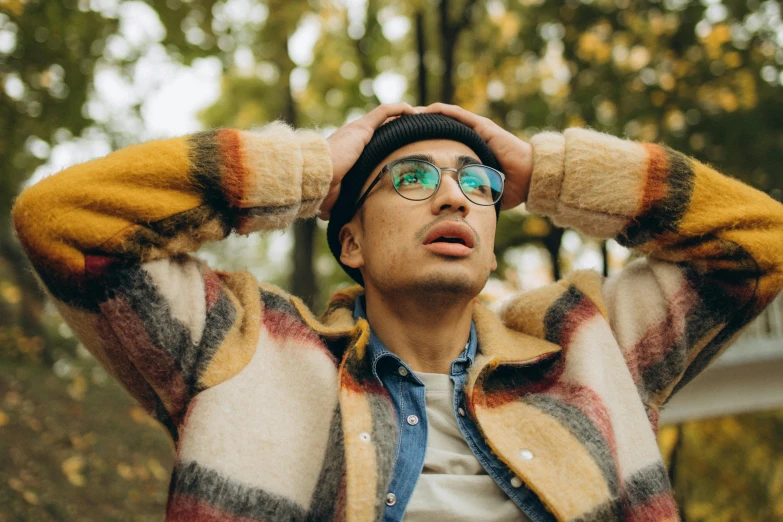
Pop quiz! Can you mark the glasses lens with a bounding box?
[459,166,503,205]
[391,160,440,201]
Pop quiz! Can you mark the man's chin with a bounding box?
[407,268,485,298]
[365,259,488,298]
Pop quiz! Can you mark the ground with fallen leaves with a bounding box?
[2,354,782,521]
[0,357,173,522]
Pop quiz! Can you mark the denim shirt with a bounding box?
[353,296,554,522]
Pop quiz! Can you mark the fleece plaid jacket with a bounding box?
[11,123,783,522]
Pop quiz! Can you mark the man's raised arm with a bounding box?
[12,124,331,307]
[10,123,332,439]
[421,103,783,411]
[10,103,417,440]
[525,127,783,407]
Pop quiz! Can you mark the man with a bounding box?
[11,102,783,522]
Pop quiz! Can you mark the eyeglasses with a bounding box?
[354,158,505,211]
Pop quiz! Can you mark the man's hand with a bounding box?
[319,102,418,220]
[420,103,534,210]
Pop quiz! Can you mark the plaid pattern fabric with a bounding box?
[12,123,783,522]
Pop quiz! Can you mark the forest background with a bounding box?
[1,0,782,520]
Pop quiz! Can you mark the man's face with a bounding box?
[339,139,498,299]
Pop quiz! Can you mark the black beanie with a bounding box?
[326,113,502,285]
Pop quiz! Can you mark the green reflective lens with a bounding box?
[460,166,503,205]
[386,159,503,205]
[391,161,440,200]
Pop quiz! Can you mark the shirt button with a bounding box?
[397,366,408,377]
[510,477,523,488]
[519,449,534,461]
[406,415,419,426]
[385,492,397,506]
[457,407,466,417]
[359,432,371,442]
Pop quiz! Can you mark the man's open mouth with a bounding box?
[423,221,475,249]
[430,236,467,245]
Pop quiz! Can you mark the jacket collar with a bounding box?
[292,285,561,370]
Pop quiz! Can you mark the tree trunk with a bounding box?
[438,0,456,104]
[668,424,687,522]
[415,11,427,106]
[353,0,381,105]
[601,239,609,277]
[438,0,478,104]
[291,218,318,308]
[279,45,319,310]
[542,227,564,282]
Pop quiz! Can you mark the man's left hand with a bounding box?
[419,103,533,210]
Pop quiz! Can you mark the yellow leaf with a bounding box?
[0,0,27,16]
[0,410,8,427]
[22,490,39,505]
[61,455,84,474]
[0,284,21,305]
[134,464,150,480]
[8,478,23,492]
[724,51,742,69]
[147,458,168,481]
[66,472,86,487]
[67,375,87,401]
[62,455,86,487]
[117,463,134,480]
[129,406,158,428]
[69,432,97,450]
[521,216,551,238]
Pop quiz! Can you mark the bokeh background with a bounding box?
[1,0,783,520]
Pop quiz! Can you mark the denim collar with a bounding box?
[352,295,477,380]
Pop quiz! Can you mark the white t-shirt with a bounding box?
[403,371,531,522]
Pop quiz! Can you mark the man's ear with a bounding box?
[491,251,498,272]
[339,221,365,270]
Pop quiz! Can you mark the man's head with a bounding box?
[326,114,502,299]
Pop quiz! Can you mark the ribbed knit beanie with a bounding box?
[326,113,502,285]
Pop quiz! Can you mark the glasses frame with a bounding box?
[353,158,506,212]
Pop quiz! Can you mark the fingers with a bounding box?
[360,102,418,130]
[381,115,403,126]
[420,103,488,130]
[318,186,341,221]
[422,103,516,146]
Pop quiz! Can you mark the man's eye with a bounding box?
[461,176,486,193]
[397,170,436,188]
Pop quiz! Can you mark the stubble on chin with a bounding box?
[415,272,479,298]
[369,263,486,307]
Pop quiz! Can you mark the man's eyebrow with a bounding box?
[397,153,435,163]
[394,153,481,168]
[456,155,481,168]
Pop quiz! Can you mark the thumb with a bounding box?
[318,185,341,221]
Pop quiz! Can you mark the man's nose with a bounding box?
[430,173,469,216]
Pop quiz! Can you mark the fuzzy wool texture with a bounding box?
[11,123,783,522]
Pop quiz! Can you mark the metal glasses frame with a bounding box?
[353,157,506,212]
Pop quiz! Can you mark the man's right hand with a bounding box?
[318,102,418,220]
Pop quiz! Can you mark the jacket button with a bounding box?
[457,407,466,417]
[510,477,523,488]
[406,415,419,426]
[398,366,409,377]
[519,449,534,461]
[385,492,397,506]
